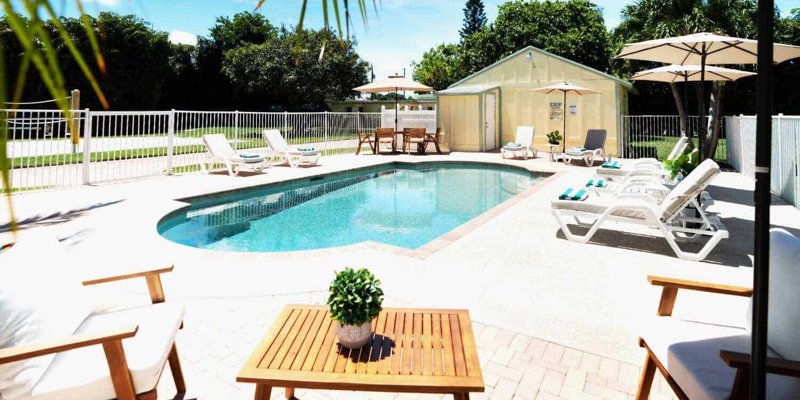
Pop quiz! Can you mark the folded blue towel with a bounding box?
[297,146,316,152]
[601,160,620,169]
[239,153,260,159]
[585,178,607,188]
[558,187,588,201]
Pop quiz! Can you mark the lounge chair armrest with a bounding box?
[83,265,174,303]
[648,275,752,316]
[0,325,138,364]
[720,350,800,378]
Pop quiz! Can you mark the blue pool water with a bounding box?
[158,162,548,252]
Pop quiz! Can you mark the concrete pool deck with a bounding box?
[2,152,799,400]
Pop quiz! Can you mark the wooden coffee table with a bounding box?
[237,305,484,400]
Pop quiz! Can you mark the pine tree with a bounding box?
[459,0,487,41]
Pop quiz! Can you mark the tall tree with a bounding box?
[460,0,487,41]
[411,44,466,90]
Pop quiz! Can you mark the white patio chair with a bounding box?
[262,129,320,168]
[559,129,606,166]
[0,236,186,400]
[636,228,800,399]
[501,126,536,160]
[597,136,689,182]
[551,159,728,261]
[201,134,268,176]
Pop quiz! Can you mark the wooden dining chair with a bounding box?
[355,129,375,155]
[375,128,396,154]
[425,127,444,154]
[403,128,427,154]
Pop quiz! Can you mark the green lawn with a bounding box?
[626,136,727,161]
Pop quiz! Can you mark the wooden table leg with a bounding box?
[285,387,295,399]
[452,393,470,400]
[254,384,272,400]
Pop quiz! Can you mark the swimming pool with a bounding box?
[158,162,548,252]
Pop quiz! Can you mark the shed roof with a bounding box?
[436,84,500,96]
[449,46,633,90]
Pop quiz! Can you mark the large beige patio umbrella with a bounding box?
[632,64,756,135]
[353,75,433,131]
[531,82,600,152]
[617,32,800,158]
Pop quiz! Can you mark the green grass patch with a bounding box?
[626,136,727,161]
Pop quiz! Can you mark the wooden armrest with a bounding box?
[83,265,173,303]
[0,325,137,364]
[648,275,752,316]
[721,350,800,378]
[0,243,13,253]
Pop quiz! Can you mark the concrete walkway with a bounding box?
[3,152,798,400]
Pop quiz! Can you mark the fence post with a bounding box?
[323,111,329,154]
[167,109,175,175]
[234,110,240,150]
[81,108,92,185]
[283,111,288,135]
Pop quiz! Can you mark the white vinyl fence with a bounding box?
[3,109,427,192]
[726,114,800,207]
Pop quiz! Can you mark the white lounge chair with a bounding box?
[551,159,728,261]
[559,129,607,166]
[636,228,800,399]
[201,134,268,176]
[597,136,689,182]
[262,129,321,168]
[501,126,536,160]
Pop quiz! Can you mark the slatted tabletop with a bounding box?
[237,305,484,399]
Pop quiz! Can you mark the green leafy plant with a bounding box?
[663,148,700,180]
[327,267,384,326]
[546,130,562,145]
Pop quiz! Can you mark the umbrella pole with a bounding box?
[752,0,774,397]
[683,74,689,137]
[699,49,707,160]
[562,91,567,153]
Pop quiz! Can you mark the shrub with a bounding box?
[546,130,562,145]
[663,148,700,180]
[327,267,384,326]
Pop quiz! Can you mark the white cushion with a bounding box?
[20,302,184,400]
[642,317,800,400]
[0,234,93,400]
[228,155,265,164]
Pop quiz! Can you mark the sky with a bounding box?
[31,0,800,81]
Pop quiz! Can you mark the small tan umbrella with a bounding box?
[531,82,600,152]
[632,64,756,134]
[353,75,433,131]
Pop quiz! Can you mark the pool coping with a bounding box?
[158,159,565,260]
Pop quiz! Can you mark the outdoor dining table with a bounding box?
[373,131,406,154]
[237,305,484,400]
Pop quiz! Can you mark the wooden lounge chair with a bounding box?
[201,134,268,176]
[636,228,800,399]
[355,129,375,155]
[425,127,444,154]
[551,159,728,261]
[402,127,427,154]
[501,126,536,160]
[559,129,607,166]
[375,128,396,154]
[0,239,186,400]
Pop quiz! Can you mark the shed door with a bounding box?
[485,94,496,151]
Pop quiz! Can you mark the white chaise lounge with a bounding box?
[262,129,320,168]
[501,126,536,160]
[636,228,800,399]
[551,159,727,261]
[597,135,689,182]
[559,129,607,166]
[202,134,268,176]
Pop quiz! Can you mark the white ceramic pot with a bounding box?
[335,321,373,349]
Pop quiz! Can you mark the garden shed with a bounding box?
[436,46,632,154]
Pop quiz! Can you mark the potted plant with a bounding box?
[546,130,562,145]
[327,267,384,349]
[663,147,700,180]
